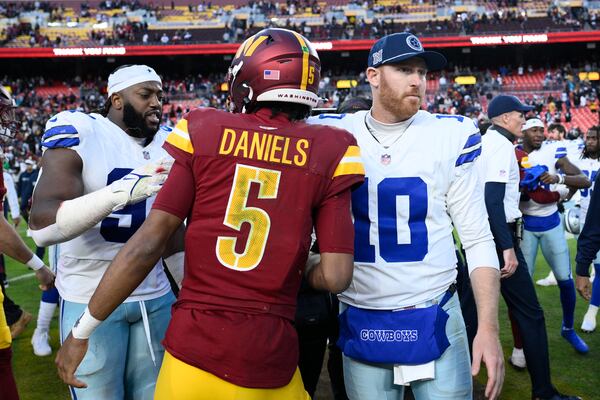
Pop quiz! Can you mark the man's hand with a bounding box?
[110,157,174,210]
[500,248,518,279]
[576,274,592,301]
[12,216,20,227]
[539,172,559,185]
[55,333,89,389]
[472,328,505,400]
[35,266,55,291]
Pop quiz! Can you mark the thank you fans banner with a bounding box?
[0,30,598,58]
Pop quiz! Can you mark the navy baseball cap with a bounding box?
[487,95,534,119]
[368,33,447,71]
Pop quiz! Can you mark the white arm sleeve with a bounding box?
[447,161,500,274]
[3,172,20,219]
[30,185,127,247]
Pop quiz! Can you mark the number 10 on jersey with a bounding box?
[217,164,281,271]
[352,177,429,263]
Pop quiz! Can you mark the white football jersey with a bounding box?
[519,141,565,218]
[41,111,173,303]
[478,128,522,223]
[573,156,600,223]
[566,138,585,161]
[308,110,497,309]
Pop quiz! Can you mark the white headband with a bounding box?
[522,118,544,131]
[107,65,162,97]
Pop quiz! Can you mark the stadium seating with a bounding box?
[1,0,596,47]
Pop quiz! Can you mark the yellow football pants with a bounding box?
[154,351,311,400]
[0,290,12,349]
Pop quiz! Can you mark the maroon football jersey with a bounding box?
[153,107,364,388]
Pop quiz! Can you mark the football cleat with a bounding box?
[508,347,526,370]
[581,310,597,333]
[31,328,52,357]
[561,327,589,354]
[536,271,558,286]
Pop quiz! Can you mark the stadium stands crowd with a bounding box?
[1,0,599,47]
[1,59,598,181]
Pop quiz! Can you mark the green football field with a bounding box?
[5,232,600,400]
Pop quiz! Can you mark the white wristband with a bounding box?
[71,307,102,340]
[557,174,565,184]
[26,254,45,271]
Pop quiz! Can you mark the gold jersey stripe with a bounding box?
[166,132,194,154]
[343,145,360,158]
[291,32,309,90]
[166,118,193,153]
[174,118,189,134]
[171,126,190,140]
[333,162,365,178]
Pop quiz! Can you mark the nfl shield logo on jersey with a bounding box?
[380,154,391,165]
[143,150,150,160]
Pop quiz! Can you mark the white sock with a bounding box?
[36,301,57,332]
[587,305,598,318]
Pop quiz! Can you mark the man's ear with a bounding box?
[366,67,380,89]
[111,93,123,110]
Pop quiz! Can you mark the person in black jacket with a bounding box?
[576,171,600,325]
[477,95,580,400]
[16,159,38,223]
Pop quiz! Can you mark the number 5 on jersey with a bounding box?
[217,164,281,271]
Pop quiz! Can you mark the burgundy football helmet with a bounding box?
[227,28,321,113]
[0,85,16,138]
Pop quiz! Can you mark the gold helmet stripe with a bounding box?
[291,32,310,91]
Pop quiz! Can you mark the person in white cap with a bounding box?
[518,117,591,357]
[28,64,183,399]
[307,32,504,400]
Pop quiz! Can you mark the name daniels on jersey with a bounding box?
[218,127,310,167]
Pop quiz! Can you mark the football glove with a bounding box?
[110,157,173,211]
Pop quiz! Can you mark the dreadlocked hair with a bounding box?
[582,125,600,160]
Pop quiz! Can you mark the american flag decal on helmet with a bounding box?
[264,70,280,80]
